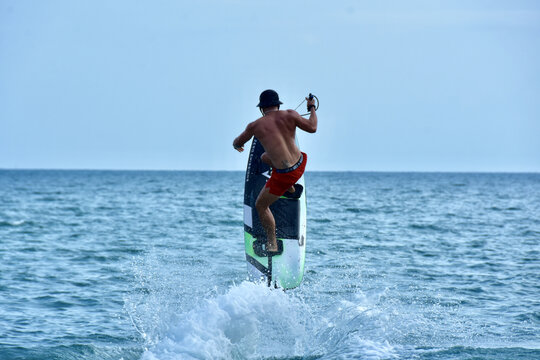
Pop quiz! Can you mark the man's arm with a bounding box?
[291,107,317,133]
[232,122,255,152]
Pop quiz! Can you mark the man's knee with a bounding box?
[255,198,266,213]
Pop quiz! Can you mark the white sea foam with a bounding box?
[137,280,400,360]
[141,281,308,360]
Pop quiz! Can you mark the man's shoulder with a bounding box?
[283,109,302,124]
[248,117,265,131]
[284,109,300,117]
[252,116,264,125]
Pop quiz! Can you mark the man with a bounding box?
[233,89,318,255]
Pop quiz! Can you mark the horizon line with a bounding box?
[1,167,539,175]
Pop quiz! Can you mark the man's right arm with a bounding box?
[291,108,317,133]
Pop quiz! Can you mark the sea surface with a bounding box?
[0,170,539,360]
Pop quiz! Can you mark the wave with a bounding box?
[0,343,142,360]
[416,346,540,359]
[408,223,451,233]
[0,219,27,227]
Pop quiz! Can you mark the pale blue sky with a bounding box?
[1,0,539,171]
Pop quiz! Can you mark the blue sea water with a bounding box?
[0,170,539,360]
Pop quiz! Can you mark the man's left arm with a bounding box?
[233,122,254,152]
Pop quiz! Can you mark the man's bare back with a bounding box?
[233,109,317,169]
[249,110,303,169]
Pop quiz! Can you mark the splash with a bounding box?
[128,278,400,360]
[140,281,309,360]
[124,248,403,360]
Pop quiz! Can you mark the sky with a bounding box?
[1,0,539,172]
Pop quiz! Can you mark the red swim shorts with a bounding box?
[265,152,307,196]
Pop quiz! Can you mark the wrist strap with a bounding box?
[307,104,316,111]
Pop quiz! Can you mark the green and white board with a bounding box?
[243,137,307,289]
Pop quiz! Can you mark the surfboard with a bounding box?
[243,137,307,289]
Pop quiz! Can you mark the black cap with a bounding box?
[257,89,283,108]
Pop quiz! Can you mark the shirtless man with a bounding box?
[233,89,318,254]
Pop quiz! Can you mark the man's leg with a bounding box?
[255,186,280,252]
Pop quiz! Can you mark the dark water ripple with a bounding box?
[0,170,539,359]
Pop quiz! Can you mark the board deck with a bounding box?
[243,137,307,289]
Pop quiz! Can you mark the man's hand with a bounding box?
[306,96,316,112]
[233,140,244,152]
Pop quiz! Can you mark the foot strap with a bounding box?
[253,238,283,257]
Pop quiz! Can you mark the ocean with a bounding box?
[0,170,539,360]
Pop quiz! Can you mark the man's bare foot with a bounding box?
[266,242,278,252]
[287,185,295,193]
